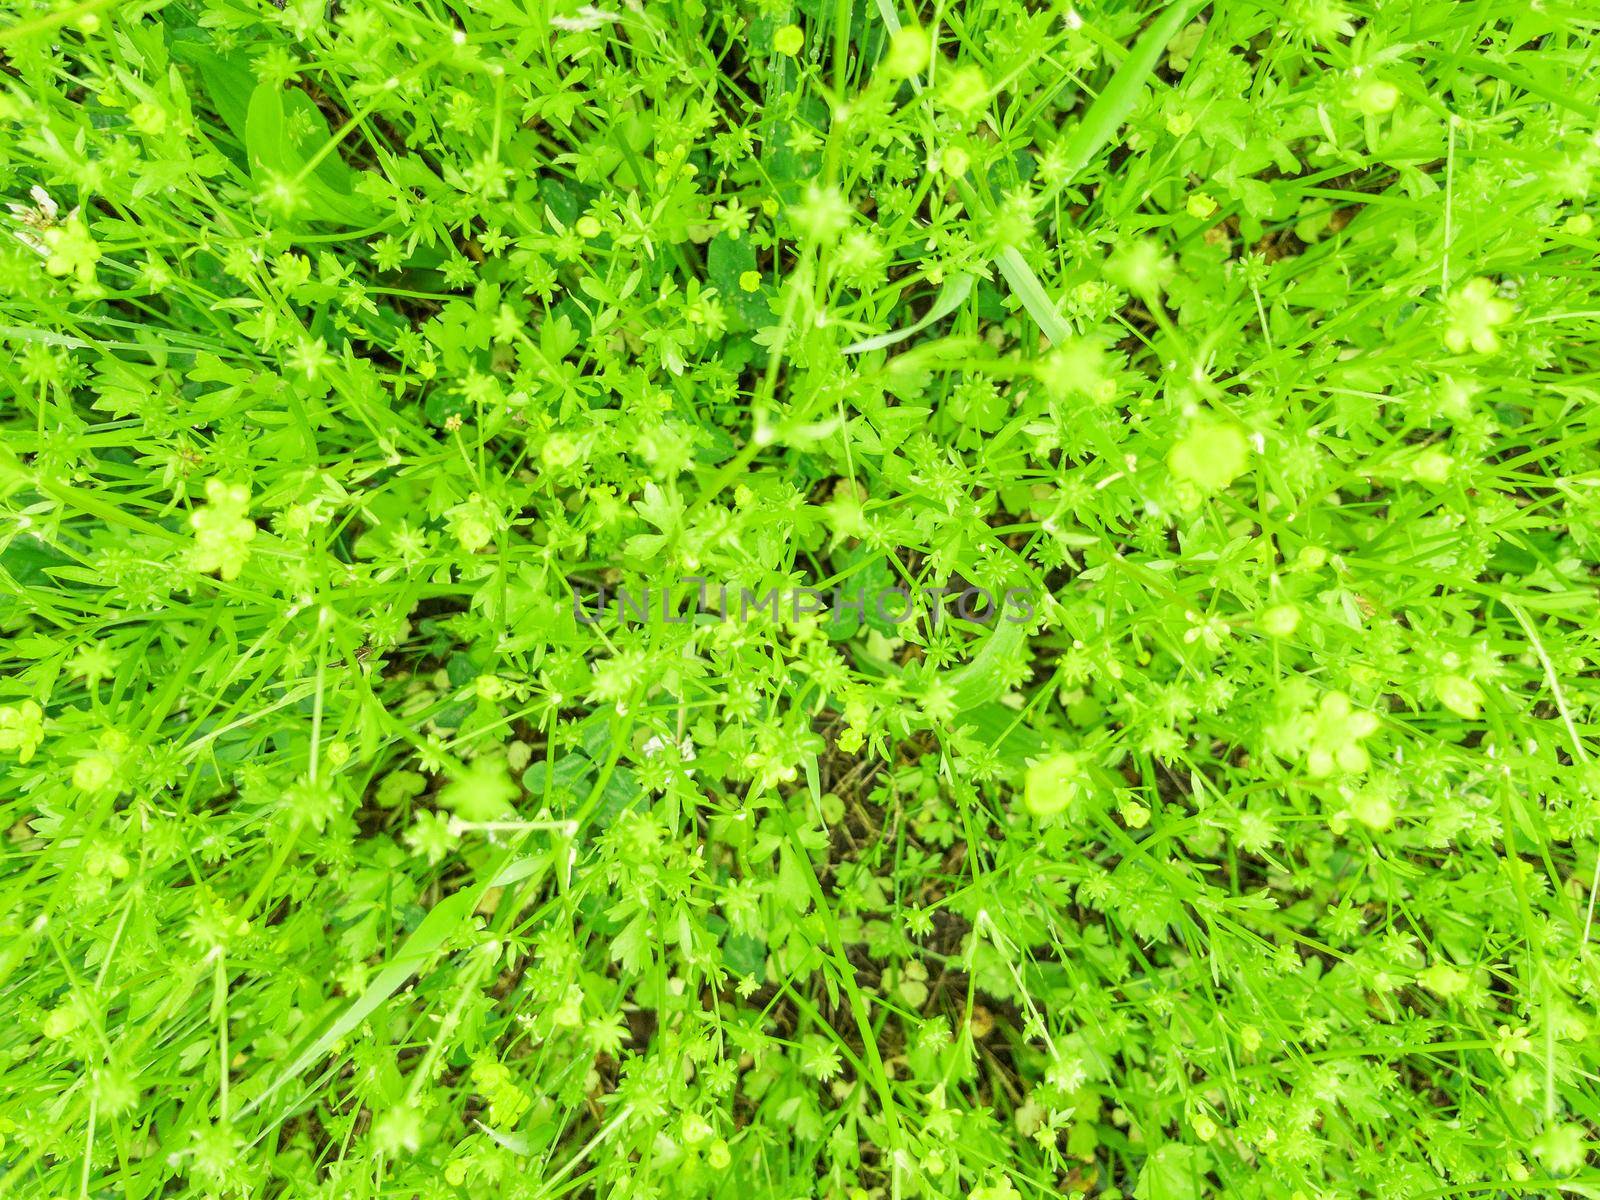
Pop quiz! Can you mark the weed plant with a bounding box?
[3,0,1600,1196]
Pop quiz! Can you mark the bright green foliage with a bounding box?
[4,0,1600,1197]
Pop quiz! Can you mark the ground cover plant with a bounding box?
[4,0,1600,1195]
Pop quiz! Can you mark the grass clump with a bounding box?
[4,0,1600,1196]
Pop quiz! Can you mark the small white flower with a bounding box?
[8,186,63,256]
[550,6,620,30]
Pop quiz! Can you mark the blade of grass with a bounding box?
[1040,0,1212,205]
[841,272,974,354]
[983,0,1210,343]
[994,247,1074,344]
[237,873,494,1119]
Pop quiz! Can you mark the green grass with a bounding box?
[4,0,1600,1197]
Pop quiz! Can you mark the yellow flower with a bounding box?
[1024,752,1085,818]
[1433,673,1484,719]
[189,481,257,581]
[1259,604,1300,638]
[0,700,44,764]
[1494,1024,1532,1065]
[1351,77,1400,115]
[1443,277,1514,354]
[1168,418,1251,494]
[1417,962,1469,998]
[885,26,933,77]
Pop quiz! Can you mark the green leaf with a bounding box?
[938,611,1032,712]
[1135,1144,1212,1200]
[722,932,767,977]
[707,233,768,329]
[842,273,974,354]
[171,41,256,141]
[243,81,375,225]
